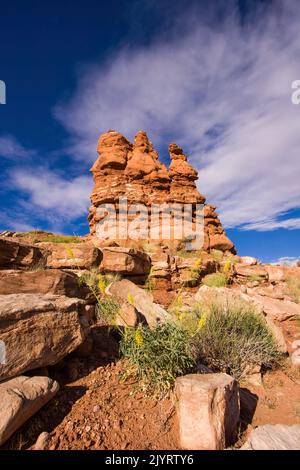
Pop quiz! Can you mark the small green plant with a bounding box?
[177,249,204,259]
[140,241,158,253]
[222,259,232,275]
[202,272,228,287]
[145,267,155,293]
[47,235,82,243]
[96,296,120,322]
[192,299,281,380]
[285,276,300,303]
[79,269,121,323]
[190,259,202,280]
[210,249,224,262]
[168,290,184,318]
[119,322,195,395]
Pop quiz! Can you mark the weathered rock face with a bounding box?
[100,247,151,277]
[175,373,240,450]
[88,130,235,253]
[241,424,300,450]
[233,264,268,283]
[264,265,300,283]
[106,279,170,328]
[38,242,102,270]
[0,376,59,446]
[0,294,89,382]
[0,238,46,269]
[0,269,92,299]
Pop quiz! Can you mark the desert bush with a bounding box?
[192,299,281,380]
[96,296,120,323]
[222,259,232,275]
[119,322,195,395]
[140,241,158,253]
[79,270,120,292]
[285,276,300,303]
[45,235,82,243]
[79,270,121,322]
[210,249,224,262]
[202,272,228,287]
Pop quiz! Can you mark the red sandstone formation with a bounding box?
[88,130,235,253]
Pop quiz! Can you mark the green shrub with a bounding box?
[222,259,232,275]
[119,322,195,395]
[202,272,228,287]
[285,276,300,303]
[96,297,120,323]
[79,270,121,323]
[210,249,224,262]
[192,300,281,380]
[45,235,82,243]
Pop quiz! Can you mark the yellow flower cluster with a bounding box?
[97,275,107,294]
[134,329,143,347]
[65,246,74,259]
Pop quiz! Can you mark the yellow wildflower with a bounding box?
[197,314,207,330]
[134,329,143,347]
[127,293,135,306]
[223,260,232,275]
[65,246,74,259]
[98,275,106,294]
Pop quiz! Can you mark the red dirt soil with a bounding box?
[1,322,300,450]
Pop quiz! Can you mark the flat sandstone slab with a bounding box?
[0,375,59,446]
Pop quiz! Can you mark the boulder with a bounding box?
[149,251,170,278]
[291,340,300,350]
[106,279,170,328]
[0,269,92,299]
[33,431,51,450]
[291,350,300,367]
[38,242,102,269]
[240,256,257,266]
[247,284,285,300]
[0,294,88,381]
[194,285,244,304]
[0,238,46,269]
[0,376,59,446]
[175,373,240,450]
[115,302,138,327]
[100,247,151,276]
[264,316,287,353]
[246,294,300,322]
[264,265,300,283]
[233,264,268,282]
[241,424,300,450]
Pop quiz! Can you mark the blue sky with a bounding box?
[0,0,300,263]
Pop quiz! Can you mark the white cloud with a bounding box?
[12,169,93,220]
[55,0,300,231]
[0,135,35,159]
[271,256,300,266]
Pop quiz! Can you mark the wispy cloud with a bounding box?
[55,0,300,231]
[0,135,36,159]
[271,256,300,266]
[3,168,93,233]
